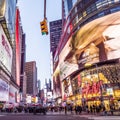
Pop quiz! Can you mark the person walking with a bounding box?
[64,106,67,115]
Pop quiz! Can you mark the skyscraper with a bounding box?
[49,19,62,57]
[25,61,38,96]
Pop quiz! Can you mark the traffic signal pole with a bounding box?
[44,0,46,19]
[40,0,48,35]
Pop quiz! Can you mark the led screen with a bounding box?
[59,37,79,80]
[69,11,120,66]
[0,24,13,72]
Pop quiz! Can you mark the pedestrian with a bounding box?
[90,105,93,114]
[70,105,73,114]
[64,106,67,115]
[75,105,78,115]
[110,105,114,115]
[102,105,107,116]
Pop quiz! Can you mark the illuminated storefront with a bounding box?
[51,0,120,111]
[70,63,120,110]
[62,11,120,110]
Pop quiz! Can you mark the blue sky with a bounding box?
[18,0,62,88]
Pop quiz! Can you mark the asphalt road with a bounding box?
[0,113,91,120]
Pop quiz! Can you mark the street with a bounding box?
[0,113,90,120]
[1,112,120,120]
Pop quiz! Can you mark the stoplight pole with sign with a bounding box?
[40,0,48,35]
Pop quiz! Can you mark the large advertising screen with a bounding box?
[69,11,120,66]
[0,24,13,72]
[0,0,6,19]
[59,37,79,80]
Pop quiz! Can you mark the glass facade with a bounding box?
[6,0,17,40]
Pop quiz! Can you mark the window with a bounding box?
[110,6,120,13]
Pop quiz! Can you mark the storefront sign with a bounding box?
[82,80,103,96]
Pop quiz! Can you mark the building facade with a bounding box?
[25,61,38,96]
[20,33,27,102]
[0,0,19,105]
[49,19,63,105]
[49,19,62,57]
[53,0,120,111]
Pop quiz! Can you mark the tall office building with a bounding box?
[49,19,63,104]
[25,61,38,96]
[20,33,26,102]
[49,19,62,57]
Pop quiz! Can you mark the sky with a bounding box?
[18,0,62,89]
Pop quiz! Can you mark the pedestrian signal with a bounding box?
[40,19,48,35]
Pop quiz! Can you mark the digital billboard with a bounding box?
[68,11,120,66]
[0,24,13,72]
[59,37,79,81]
[0,0,6,19]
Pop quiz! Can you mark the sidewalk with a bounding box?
[87,116,120,120]
[1,111,120,120]
[47,111,120,120]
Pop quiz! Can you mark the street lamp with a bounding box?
[85,63,103,103]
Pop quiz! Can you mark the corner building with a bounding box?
[54,0,120,111]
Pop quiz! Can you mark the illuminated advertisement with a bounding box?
[9,85,18,103]
[26,95,32,104]
[0,0,6,19]
[15,8,20,85]
[0,24,12,72]
[62,77,73,100]
[59,37,79,80]
[0,78,9,101]
[53,75,61,98]
[68,11,120,66]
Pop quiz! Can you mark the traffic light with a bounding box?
[40,19,48,35]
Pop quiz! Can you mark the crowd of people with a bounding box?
[0,102,119,116]
[47,102,120,116]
